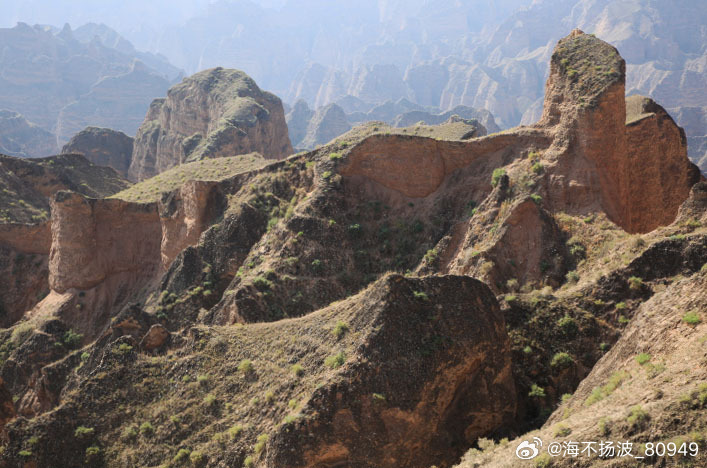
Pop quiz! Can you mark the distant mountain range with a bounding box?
[0,22,182,156]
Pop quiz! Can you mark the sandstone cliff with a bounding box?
[61,126,134,178]
[129,68,292,181]
[0,30,703,468]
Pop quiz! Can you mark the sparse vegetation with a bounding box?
[628,276,644,290]
[491,168,506,187]
[332,321,349,338]
[529,384,546,398]
[551,352,574,369]
[324,351,346,369]
[682,311,701,326]
[238,359,254,373]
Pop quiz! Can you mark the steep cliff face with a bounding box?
[535,30,700,233]
[61,126,134,178]
[129,68,292,181]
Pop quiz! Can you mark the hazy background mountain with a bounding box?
[1,0,705,169]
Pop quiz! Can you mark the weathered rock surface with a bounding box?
[0,110,58,158]
[61,126,134,178]
[129,67,292,181]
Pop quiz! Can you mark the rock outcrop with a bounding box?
[129,68,292,181]
[61,126,134,178]
[0,110,58,158]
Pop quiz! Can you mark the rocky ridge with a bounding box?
[0,31,703,468]
[128,68,292,181]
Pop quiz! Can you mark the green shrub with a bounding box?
[244,456,254,467]
[347,223,362,237]
[534,454,552,468]
[628,276,644,290]
[551,352,574,369]
[618,315,630,324]
[85,446,100,458]
[204,394,217,406]
[121,425,138,441]
[238,359,254,373]
[190,451,207,466]
[311,259,323,271]
[560,393,572,403]
[557,315,578,336]
[19,450,32,457]
[599,342,610,352]
[74,426,94,438]
[505,294,518,304]
[329,152,342,160]
[635,353,651,365]
[254,433,269,454]
[321,171,332,179]
[531,162,544,174]
[325,351,346,369]
[413,291,429,301]
[288,399,298,409]
[491,168,506,187]
[10,322,34,345]
[139,421,154,436]
[565,271,579,283]
[530,194,543,205]
[584,371,629,406]
[615,301,626,310]
[529,384,546,398]
[522,346,532,355]
[197,374,209,386]
[627,405,649,428]
[253,276,272,291]
[291,363,304,377]
[63,329,83,349]
[173,448,191,463]
[228,424,243,439]
[424,248,438,264]
[332,321,349,338]
[682,311,701,326]
[554,424,572,437]
[598,418,610,436]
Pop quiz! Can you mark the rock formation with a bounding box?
[0,153,130,327]
[61,126,134,178]
[0,110,58,158]
[129,68,292,181]
[0,30,703,468]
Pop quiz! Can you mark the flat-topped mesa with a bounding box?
[128,68,293,181]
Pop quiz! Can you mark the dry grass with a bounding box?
[112,153,267,203]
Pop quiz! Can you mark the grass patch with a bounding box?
[324,351,346,369]
[682,311,701,326]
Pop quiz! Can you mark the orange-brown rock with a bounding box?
[159,180,225,270]
[267,275,515,468]
[129,68,293,181]
[139,324,169,351]
[49,192,161,292]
